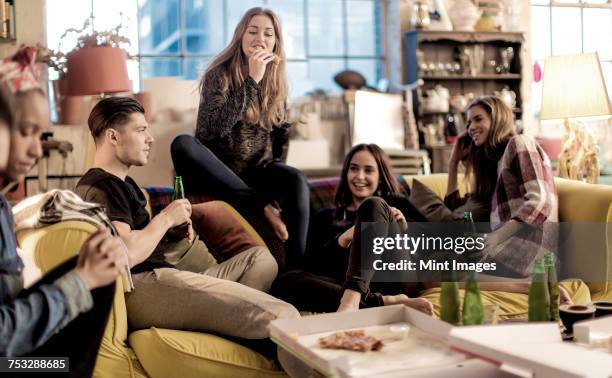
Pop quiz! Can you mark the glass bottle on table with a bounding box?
[544,252,560,322]
[440,269,461,325]
[462,271,484,325]
[528,258,551,322]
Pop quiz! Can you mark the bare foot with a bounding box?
[383,294,433,316]
[337,290,361,312]
[264,205,289,241]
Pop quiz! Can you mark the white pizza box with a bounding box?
[450,323,612,378]
[573,315,612,348]
[270,305,468,377]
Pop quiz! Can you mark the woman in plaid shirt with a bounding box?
[446,96,573,299]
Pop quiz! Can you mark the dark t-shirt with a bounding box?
[75,168,171,274]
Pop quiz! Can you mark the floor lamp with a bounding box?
[540,52,612,183]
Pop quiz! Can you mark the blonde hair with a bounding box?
[202,7,287,130]
[463,96,517,200]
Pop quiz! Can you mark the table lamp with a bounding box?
[66,46,130,96]
[540,52,612,183]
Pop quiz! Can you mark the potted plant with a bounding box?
[37,14,133,124]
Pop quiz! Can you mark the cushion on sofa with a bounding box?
[129,328,286,378]
[191,201,267,262]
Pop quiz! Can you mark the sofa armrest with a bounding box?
[16,221,98,288]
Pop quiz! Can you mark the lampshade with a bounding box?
[540,52,612,120]
[66,46,131,96]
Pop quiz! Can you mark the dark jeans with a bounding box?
[273,197,419,312]
[343,197,418,297]
[22,256,115,378]
[171,134,310,270]
[271,270,384,313]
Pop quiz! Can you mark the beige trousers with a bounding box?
[126,247,299,339]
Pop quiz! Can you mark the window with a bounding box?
[138,0,383,97]
[46,0,382,98]
[530,0,612,114]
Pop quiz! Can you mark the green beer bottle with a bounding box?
[462,271,484,325]
[463,211,477,239]
[172,176,185,201]
[544,252,560,322]
[528,258,551,322]
[171,176,189,235]
[440,270,461,325]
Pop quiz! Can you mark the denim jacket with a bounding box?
[0,194,92,356]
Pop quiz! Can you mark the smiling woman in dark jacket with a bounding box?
[171,7,308,271]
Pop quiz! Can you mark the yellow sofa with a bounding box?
[16,206,287,378]
[15,175,611,376]
[406,174,612,302]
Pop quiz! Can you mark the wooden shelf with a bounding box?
[0,37,16,44]
[412,30,524,44]
[421,74,521,80]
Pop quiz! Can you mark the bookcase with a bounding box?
[404,31,524,172]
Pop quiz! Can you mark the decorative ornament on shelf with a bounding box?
[428,0,453,31]
[411,0,431,29]
[474,11,499,32]
[449,0,481,31]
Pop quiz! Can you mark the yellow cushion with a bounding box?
[419,279,592,321]
[129,328,286,378]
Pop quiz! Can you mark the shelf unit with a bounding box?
[403,30,524,172]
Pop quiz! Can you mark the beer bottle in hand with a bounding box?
[544,252,560,322]
[172,176,185,201]
[528,258,551,322]
[462,271,484,325]
[172,176,189,236]
[440,270,461,325]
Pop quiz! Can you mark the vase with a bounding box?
[411,0,431,29]
[449,0,481,31]
[428,0,453,31]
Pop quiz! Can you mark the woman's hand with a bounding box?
[449,130,471,167]
[390,206,408,230]
[338,226,355,248]
[248,48,275,84]
[75,228,125,290]
[264,204,289,242]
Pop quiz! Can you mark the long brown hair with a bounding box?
[335,144,400,209]
[202,7,287,130]
[463,96,517,201]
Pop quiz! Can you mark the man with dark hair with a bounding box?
[75,96,298,341]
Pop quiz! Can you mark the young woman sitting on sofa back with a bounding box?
[273,143,433,314]
[0,47,124,377]
[171,7,309,271]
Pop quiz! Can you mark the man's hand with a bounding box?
[75,228,125,290]
[161,199,192,229]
